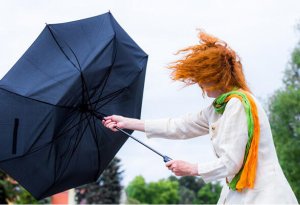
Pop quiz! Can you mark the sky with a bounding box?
[0,0,300,187]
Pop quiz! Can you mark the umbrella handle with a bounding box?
[163,155,172,163]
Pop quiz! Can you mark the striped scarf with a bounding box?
[213,89,260,191]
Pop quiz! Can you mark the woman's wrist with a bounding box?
[124,118,145,132]
[191,163,199,176]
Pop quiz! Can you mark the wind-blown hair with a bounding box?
[168,31,250,93]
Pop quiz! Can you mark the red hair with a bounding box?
[168,31,250,93]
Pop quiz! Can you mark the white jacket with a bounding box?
[144,96,298,204]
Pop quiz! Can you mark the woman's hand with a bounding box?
[166,160,198,176]
[102,115,145,132]
[102,115,127,132]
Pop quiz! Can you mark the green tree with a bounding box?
[148,179,179,204]
[178,176,205,194]
[126,175,179,204]
[0,170,49,204]
[0,171,8,204]
[125,175,147,203]
[178,186,196,204]
[268,29,300,201]
[283,44,300,88]
[169,176,206,204]
[75,157,123,204]
[127,175,222,204]
[196,182,222,204]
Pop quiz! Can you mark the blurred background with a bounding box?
[0,0,299,204]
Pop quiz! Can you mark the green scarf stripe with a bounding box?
[213,90,255,190]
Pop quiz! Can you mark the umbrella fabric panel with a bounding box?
[0,27,81,106]
[0,88,74,161]
[0,119,100,199]
[49,13,116,72]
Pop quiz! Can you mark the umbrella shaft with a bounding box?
[116,127,165,158]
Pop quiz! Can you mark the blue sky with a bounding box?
[1,0,300,186]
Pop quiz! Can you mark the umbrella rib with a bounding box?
[80,73,94,107]
[26,107,77,153]
[50,108,81,139]
[47,25,96,113]
[57,112,83,158]
[0,87,76,109]
[22,56,81,100]
[47,24,89,73]
[54,112,85,182]
[80,74,86,107]
[45,113,91,192]
[91,87,125,106]
[90,36,117,111]
[83,35,116,103]
[70,114,92,155]
[57,114,91,182]
[46,25,80,72]
[92,111,106,120]
[55,112,88,183]
[50,113,90,144]
[53,115,80,184]
[47,25,120,114]
[81,36,115,75]
[92,65,112,101]
[91,114,103,147]
[87,114,102,179]
[92,69,143,109]
[88,68,111,106]
[94,89,126,111]
[47,25,93,110]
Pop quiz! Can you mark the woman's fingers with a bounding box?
[101,118,118,131]
[102,119,109,126]
[104,115,113,120]
[165,161,172,167]
[102,115,126,131]
[165,160,175,170]
[107,122,117,129]
[166,160,180,175]
[165,160,197,176]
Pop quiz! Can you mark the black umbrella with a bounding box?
[0,12,148,199]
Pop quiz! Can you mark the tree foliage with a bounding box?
[268,28,300,202]
[196,182,222,204]
[75,157,123,204]
[177,176,205,194]
[126,175,179,204]
[283,46,300,88]
[0,170,49,204]
[126,175,221,204]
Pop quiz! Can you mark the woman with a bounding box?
[102,31,298,204]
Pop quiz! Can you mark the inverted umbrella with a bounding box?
[0,12,148,199]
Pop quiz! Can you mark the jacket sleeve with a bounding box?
[144,107,210,140]
[197,98,249,183]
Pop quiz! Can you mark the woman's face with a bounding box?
[199,82,224,98]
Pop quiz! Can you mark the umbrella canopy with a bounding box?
[0,12,147,199]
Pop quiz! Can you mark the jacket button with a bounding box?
[212,126,215,130]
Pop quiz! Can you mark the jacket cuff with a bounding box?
[198,159,228,183]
